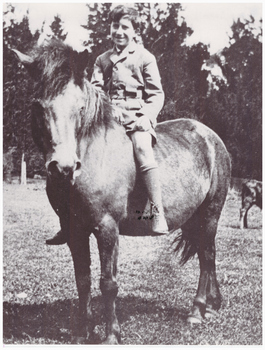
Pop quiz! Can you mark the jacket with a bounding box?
[91,41,164,128]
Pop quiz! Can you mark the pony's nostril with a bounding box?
[61,166,72,177]
[48,159,81,179]
[48,160,71,178]
[75,161,81,172]
[48,160,60,177]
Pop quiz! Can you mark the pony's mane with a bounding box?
[80,80,117,137]
[31,39,118,135]
[32,39,85,99]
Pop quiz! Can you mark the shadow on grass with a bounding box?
[3,295,188,344]
[229,224,262,230]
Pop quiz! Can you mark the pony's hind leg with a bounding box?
[68,230,93,342]
[197,217,221,321]
[95,214,120,344]
[179,204,221,324]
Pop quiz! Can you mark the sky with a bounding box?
[2,1,263,54]
[183,2,262,53]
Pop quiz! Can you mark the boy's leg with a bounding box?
[130,131,168,234]
[46,179,69,245]
[46,231,67,245]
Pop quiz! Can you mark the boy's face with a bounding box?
[110,16,136,49]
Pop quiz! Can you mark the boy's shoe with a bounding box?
[46,230,67,245]
[150,203,169,235]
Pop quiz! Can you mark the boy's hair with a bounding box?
[109,5,141,30]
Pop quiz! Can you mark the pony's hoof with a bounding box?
[187,315,202,325]
[204,308,219,319]
[102,334,120,345]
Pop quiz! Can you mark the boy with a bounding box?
[46,5,167,244]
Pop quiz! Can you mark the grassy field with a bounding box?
[3,180,262,345]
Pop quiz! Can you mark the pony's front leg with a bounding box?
[68,231,93,343]
[243,209,249,228]
[239,208,246,229]
[95,214,120,344]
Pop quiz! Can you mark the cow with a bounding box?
[240,180,262,229]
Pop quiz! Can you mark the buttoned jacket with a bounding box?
[91,41,164,128]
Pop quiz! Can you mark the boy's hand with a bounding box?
[135,116,151,131]
[112,105,125,124]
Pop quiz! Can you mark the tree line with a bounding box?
[3,3,262,180]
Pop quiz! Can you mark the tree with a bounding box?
[147,3,209,121]
[3,7,44,177]
[204,17,262,179]
[50,15,67,41]
[82,3,113,78]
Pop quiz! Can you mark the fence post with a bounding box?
[21,153,27,185]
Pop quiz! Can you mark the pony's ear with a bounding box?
[12,49,34,65]
[12,48,40,80]
[77,49,89,74]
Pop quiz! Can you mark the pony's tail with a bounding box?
[172,229,199,266]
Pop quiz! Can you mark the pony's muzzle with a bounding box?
[47,159,81,183]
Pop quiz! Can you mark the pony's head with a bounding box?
[13,39,114,183]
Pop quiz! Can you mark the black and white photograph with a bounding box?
[2,1,262,346]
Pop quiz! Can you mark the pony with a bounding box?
[240,179,262,229]
[13,40,231,344]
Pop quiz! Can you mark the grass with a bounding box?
[3,180,262,345]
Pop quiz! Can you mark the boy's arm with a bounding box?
[139,54,165,128]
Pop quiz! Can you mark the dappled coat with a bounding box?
[91,41,164,129]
